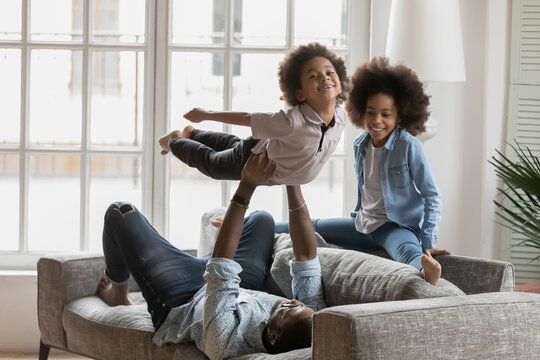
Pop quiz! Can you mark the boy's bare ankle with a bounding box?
[182,125,194,139]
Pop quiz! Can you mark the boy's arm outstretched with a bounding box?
[184,107,251,127]
[158,108,252,155]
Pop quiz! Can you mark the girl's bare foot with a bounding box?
[421,254,441,286]
[97,272,133,306]
[182,125,194,139]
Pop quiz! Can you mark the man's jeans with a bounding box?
[275,217,423,270]
[102,202,275,328]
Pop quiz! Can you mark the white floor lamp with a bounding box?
[385,0,467,142]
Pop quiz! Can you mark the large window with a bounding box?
[0,0,367,268]
[163,0,350,250]
[0,0,152,268]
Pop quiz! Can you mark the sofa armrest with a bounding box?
[437,254,514,294]
[37,253,105,349]
[37,253,140,349]
[312,292,540,360]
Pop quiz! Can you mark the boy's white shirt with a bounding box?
[250,103,347,185]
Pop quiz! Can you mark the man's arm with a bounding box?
[201,154,276,360]
[184,107,251,127]
[286,185,325,310]
[212,154,276,259]
[286,185,317,261]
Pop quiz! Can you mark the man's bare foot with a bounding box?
[97,272,133,306]
[421,254,441,286]
[182,125,194,139]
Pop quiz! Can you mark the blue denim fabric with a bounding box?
[275,218,423,270]
[102,202,275,328]
[353,128,442,249]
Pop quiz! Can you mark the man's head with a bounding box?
[262,299,315,354]
[278,42,348,108]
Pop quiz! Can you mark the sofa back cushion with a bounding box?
[271,247,465,307]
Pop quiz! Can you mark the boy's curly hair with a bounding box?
[278,42,349,107]
[346,56,430,136]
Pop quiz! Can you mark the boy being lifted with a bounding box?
[159,42,348,185]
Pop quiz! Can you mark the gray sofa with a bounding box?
[37,243,540,360]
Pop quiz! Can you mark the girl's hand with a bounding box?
[183,108,208,123]
[424,248,452,257]
[240,153,277,188]
[158,130,182,155]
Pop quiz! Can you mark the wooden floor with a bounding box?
[0,349,90,359]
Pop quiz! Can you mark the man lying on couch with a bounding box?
[96,153,326,360]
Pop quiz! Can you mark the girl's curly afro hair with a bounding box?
[278,42,349,108]
[346,56,430,136]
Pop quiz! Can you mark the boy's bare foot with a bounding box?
[421,254,441,286]
[182,125,194,139]
[97,272,133,306]
[158,130,182,155]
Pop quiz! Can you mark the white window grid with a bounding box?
[153,0,357,238]
[0,0,156,268]
[1,0,371,269]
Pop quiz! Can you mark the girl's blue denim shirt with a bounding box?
[351,127,442,249]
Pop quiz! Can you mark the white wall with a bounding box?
[425,0,510,258]
[370,0,510,258]
[0,0,513,352]
[0,272,41,352]
[480,0,511,260]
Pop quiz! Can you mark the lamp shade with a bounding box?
[385,0,466,82]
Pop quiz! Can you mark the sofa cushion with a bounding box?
[231,348,311,360]
[63,293,206,360]
[65,293,154,332]
[271,247,465,306]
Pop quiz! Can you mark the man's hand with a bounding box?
[240,153,277,189]
[183,107,208,123]
[424,248,452,257]
[158,130,182,155]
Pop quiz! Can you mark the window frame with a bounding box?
[0,0,370,269]
[152,0,371,239]
[0,0,156,269]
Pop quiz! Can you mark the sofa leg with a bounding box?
[39,340,51,360]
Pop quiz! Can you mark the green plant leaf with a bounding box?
[490,140,540,256]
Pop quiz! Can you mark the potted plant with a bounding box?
[489,141,540,261]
